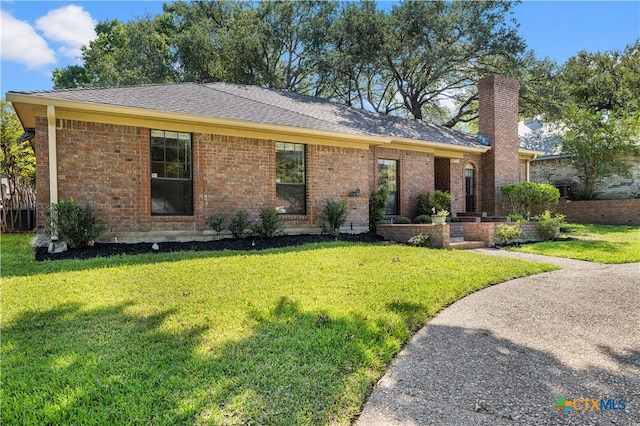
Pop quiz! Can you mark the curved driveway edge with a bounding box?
[356,249,640,425]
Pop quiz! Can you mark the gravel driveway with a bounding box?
[356,249,640,425]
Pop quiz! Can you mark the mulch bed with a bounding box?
[35,232,385,262]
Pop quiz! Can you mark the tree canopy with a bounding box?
[544,41,640,199]
[52,0,557,129]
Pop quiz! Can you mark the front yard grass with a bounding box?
[1,234,556,425]
[508,223,640,264]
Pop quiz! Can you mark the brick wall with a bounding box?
[370,147,434,219]
[34,117,371,241]
[478,75,521,215]
[556,198,640,226]
[376,223,450,248]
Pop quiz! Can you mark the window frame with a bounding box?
[275,142,307,215]
[150,130,194,216]
[378,158,399,215]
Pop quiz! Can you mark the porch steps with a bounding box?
[449,236,485,250]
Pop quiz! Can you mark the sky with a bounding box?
[1,1,639,94]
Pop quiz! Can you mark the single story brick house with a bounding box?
[7,75,539,242]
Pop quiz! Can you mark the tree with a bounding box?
[53,15,178,88]
[380,0,526,124]
[561,108,639,200]
[0,101,36,232]
[550,42,640,199]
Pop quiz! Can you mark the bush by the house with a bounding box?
[252,206,284,238]
[229,211,252,239]
[408,233,429,247]
[321,198,349,239]
[500,182,560,219]
[413,214,432,224]
[393,216,412,224]
[416,190,451,216]
[43,199,105,249]
[494,223,523,246]
[509,214,526,222]
[535,210,566,241]
[206,210,226,239]
[369,187,388,231]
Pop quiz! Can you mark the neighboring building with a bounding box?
[7,75,538,242]
[520,118,640,200]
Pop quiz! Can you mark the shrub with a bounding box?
[206,211,226,238]
[393,216,411,224]
[321,198,349,239]
[369,187,388,231]
[43,199,105,249]
[413,214,432,224]
[253,206,284,238]
[509,214,525,222]
[229,211,252,239]
[535,210,566,241]
[408,233,430,247]
[500,182,560,219]
[416,190,451,216]
[495,223,523,246]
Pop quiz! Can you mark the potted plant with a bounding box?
[431,207,449,225]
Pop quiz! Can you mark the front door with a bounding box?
[465,167,475,212]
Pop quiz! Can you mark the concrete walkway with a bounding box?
[356,249,640,425]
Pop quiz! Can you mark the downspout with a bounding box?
[47,105,59,240]
[525,153,539,182]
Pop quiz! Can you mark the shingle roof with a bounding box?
[10,82,484,149]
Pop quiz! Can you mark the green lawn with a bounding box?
[509,223,640,264]
[1,234,556,425]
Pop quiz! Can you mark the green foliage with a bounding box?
[43,199,106,249]
[369,187,388,231]
[48,1,537,128]
[494,223,523,246]
[1,101,36,232]
[534,210,566,241]
[560,108,639,200]
[416,190,451,216]
[229,211,251,239]
[321,198,349,239]
[407,233,429,247]
[500,182,560,219]
[253,206,284,238]
[509,214,525,222]
[53,17,178,88]
[413,214,432,224]
[393,216,411,224]
[206,211,226,238]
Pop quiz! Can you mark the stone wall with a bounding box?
[530,156,640,200]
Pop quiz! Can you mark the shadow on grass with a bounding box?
[2,297,409,424]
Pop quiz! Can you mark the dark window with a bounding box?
[276,142,306,214]
[151,130,193,215]
[378,159,398,215]
[465,166,475,213]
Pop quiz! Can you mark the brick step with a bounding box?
[449,240,486,250]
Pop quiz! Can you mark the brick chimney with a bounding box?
[478,75,520,216]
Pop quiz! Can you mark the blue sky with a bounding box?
[1,1,639,94]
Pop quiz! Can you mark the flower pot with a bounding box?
[431,215,447,225]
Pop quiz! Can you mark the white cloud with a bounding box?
[35,5,96,61]
[0,10,56,69]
